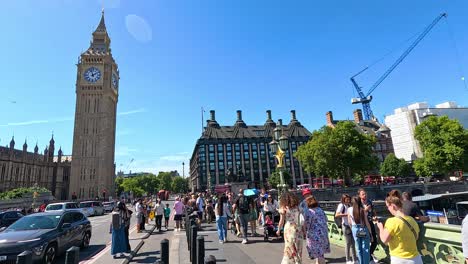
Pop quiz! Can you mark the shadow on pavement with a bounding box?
[56,244,107,264]
[326,256,347,263]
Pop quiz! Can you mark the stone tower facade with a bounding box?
[70,11,119,199]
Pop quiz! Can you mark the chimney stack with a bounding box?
[278,119,283,126]
[210,110,215,121]
[326,111,334,126]
[237,110,242,121]
[291,110,297,120]
[266,110,272,120]
[353,109,363,123]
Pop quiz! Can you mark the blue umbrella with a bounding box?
[243,189,259,197]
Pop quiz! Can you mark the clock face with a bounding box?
[112,73,118,89]
[84,67,101,83]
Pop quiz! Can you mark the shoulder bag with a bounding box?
[356,210,368,238]
[396,216,418,240]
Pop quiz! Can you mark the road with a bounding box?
[56,207,137,264]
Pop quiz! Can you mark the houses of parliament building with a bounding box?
[0,136,71,200]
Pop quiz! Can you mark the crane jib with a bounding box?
[350,13,447,121]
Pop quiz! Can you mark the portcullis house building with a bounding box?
[190,110,312,191]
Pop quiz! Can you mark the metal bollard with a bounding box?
[196,235,205,264]
[190,225,198,263]
[65,246,80,264]
[204,255,216,264]
[186,216,190,250]
[160,239,169,264]
[16,251,32,264]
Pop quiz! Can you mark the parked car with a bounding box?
[102,201,115,212]
[0,211,24,228]
[79,201,104,216]
[44,202,91,217]
[0,211,92,264]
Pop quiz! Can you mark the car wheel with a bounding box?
[81,232,91,248]
[43,244,57,264]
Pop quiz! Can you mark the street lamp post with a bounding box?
[182,162,185,178]
[269,121,289,197]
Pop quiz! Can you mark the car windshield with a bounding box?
[7,214,61,231]
[46,204,63,210]
[80,202,93,208]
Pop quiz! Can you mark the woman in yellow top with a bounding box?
[376,190,422,264]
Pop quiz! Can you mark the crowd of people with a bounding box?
[334,188,429,264]
[107,186,466,264]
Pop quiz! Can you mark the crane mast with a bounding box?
[351,13,447,121]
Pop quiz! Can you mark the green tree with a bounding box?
[157,171,173,191]
[121,177,145,197]
[295,121,378,186]
[413,116,468,176]
[115,176,125,196]
[267,169,291,189]
[135,174,160,195]
[380,153,411,177]
[172,177,189,193]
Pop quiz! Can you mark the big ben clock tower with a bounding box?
[70,11,119,199]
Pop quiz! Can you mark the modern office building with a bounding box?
[189,110,312,191]
[384,101,468,161]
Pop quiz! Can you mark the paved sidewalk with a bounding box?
[129,227,174,263]
[168,224,346,264]
[88,223,156,264]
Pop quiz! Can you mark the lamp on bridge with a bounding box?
[269,121,289,197]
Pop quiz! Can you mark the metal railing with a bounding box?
[324,211,464,264]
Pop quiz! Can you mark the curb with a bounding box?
[122,239,145,264]
[142,224,157,239]
[121,224,156,264]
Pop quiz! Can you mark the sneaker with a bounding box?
[346,261,353,264]
[241,239,248,244]
[223,238,227,243]
[219,240,224,244]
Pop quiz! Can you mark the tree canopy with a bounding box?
[413,116,468,176]
[295,121,378,185]
[115,171,183,197]
[171,177,189,193]
[380,153,411,177]
[267,169,291,189]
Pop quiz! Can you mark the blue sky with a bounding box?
[0,0,467,174]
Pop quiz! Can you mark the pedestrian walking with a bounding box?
[215,194,232,243]
[358,188,378,263]
[173,197,184,231]
[155,199,164,231]
[111,202,131,258]
[376,190,423,264]
[299,188,313,214]
[233,188,251,244]
[303,195,330,264]
[277,191,305,264]
[164,203,171,230]
[335,194,357,264]
[348,196,372,264]
[135,198,144,233]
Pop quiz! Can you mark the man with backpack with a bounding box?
[233,188,252,244]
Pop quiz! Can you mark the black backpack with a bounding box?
[238,196,250,213]
[334,203,345,228]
